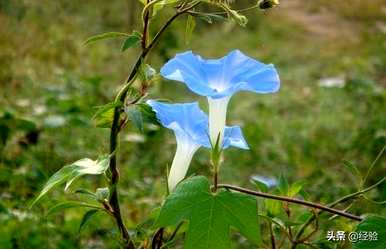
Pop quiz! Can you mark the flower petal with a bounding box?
[160,50,280,99]
[223,126,249,150]
[147,100,249,150]
[146,100,209,146]
[160,51,216,97]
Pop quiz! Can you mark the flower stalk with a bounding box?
[210,136,223,192]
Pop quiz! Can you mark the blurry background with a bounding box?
[0,0,385,248]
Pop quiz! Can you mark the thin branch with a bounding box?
[167,221,184,242]
[329,177,385,208]
[151,228,164,249]
[217,184,363,221]
[362,144,385,188]
[141,0,151,50]
[259,214,291,240]
[298,215,319,243]
[292,176,385,249]
[145,1,200,55]
[188,4,259,16]
[269,221,276,249]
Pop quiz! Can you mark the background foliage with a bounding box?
[0,0,385,248]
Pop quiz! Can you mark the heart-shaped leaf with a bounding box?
[155,176,260,249]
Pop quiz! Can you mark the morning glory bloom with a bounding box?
[251,175,278,188]
[147,100,248,191]
[160,50,280,146]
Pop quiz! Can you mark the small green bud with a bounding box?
[96,187,110,202]
[258,0,280,9]
[228,9,248,26]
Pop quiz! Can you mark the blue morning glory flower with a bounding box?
[147,100,248,190]
[251,175,278,188]
[160,50,280,146]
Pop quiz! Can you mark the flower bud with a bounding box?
[258,0,280,10]
[96,187,110,202]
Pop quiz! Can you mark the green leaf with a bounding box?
[152,0,180,17]
[155,176,260,249]
[289,181,304,197]
[137,103,159,125]
[92,101,121,128]
[79,209,99,232]
[196,14,212,24]
[84,32,129,46]
[278,174,289,195]
[124,103,159,133]
[75,189,96,198]
[251,178,269,192]
[185,15,196,45]
[126,105,144,132]
[46,201,101,216]
[31,155,110,207]
[265,199,281,217]
[354,215,386,249]
[298,189,310,200]
[121,31,141,52]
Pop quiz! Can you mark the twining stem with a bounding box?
[107,2,200,248]
[217,184,363,221]
[291,176,385,248]
[107,3,151,246]
[362,144,385,188]
[151,228,164,249]
[291,146,386,249]
[329,177,385,208]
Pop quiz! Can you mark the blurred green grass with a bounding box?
[0,0,385,248]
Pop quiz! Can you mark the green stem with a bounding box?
[329,177,385,208]
[213,169,218,192]
[211,150,221,193]
[269,221,276,249]
[291,177,385,249]
[188,3,259,16]
[362,144,385,188]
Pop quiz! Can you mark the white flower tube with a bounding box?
[208,96,230,147]
[168,138,199,191]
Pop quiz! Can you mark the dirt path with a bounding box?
[277,0,359,41]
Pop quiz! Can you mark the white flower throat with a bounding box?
[208,96,230,147]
